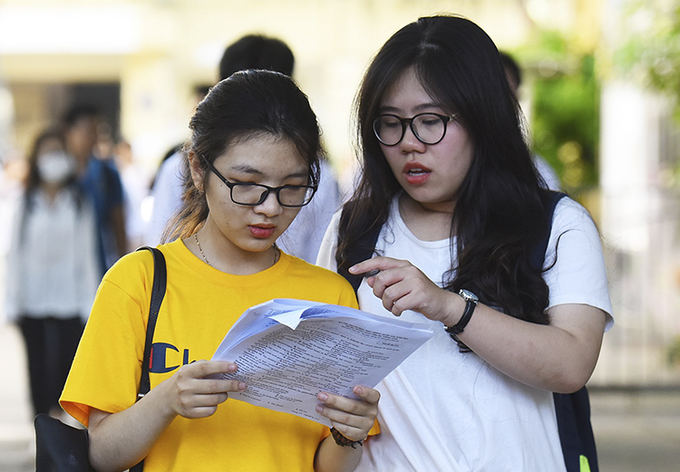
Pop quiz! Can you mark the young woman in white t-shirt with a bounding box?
[318,15,612,472]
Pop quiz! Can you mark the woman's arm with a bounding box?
[350,257,607,393]
[87,360,245,472]
[313,385,380,472]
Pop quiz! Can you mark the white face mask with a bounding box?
[37,151,76,184]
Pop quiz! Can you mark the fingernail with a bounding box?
[238,382,246,390]
[354,386,363,395]
[315,405,323,413]
[228,363,237,372]
[348,265,358,273]
[318,393,328,402]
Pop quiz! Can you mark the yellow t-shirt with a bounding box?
[61,239,359,472]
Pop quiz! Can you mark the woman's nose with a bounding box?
[253,191,283,216]
[399,125,427,153]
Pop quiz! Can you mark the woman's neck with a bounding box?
[188,225,279,275]
[398,193,454,241]
[41,182,62,203]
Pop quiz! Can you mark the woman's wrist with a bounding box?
[442,290,466,328]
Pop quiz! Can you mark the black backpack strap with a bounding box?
[529,191,567,271]
[135,246,167,400]
[532,192,598,472]
[554,387,598,472]
[337,202,382,294]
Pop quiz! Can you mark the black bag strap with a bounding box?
[528,191,599,472]
[554,387,598,472]
[135,246,167,399]
[130,246,166,472]
[529,191,567,271]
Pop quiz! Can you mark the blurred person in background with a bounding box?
[500,51,561,191]
[5,128,100,418]
[146,34,341,264]
[113,139,151,250]
[63,105,127,275]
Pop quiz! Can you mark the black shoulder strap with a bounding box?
[534,192,599,472]
[135,246,167,400]
[337,203,382,294]
[529,191,568,272]
[129,246,166,472]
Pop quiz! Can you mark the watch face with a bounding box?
[459,289,479,303]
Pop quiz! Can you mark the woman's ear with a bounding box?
[188,151,205,192]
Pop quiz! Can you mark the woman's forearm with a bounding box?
[88,382,177,471]
[314,436,362,472]
[454,300,608,393]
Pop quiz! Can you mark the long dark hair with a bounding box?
[338,15,553,324]
[164,70,323,242]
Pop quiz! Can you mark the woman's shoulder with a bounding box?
[553,195,597,230]
[285,253,354,286]
[102,247,157,289]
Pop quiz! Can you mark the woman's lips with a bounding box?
[402,162,432,185]
[249,225,276,239]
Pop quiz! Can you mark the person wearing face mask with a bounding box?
[5,128,100,419]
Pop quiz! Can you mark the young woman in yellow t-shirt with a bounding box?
[61,70,379,472]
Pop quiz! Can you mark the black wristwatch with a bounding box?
[445,289,479,339]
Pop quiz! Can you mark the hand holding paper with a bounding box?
[211,299,434,426]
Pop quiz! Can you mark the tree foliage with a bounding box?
[617,0,680,119]
[516,31,601,194]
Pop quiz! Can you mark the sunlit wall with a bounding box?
[0,0,595,189]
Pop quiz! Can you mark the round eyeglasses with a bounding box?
[202,157,317,207]
[372,112,458,146]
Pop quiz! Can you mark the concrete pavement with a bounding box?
[2,321,680,472]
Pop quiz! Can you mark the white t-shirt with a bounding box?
[5,188,100,322]
[317,195,612,472]
[534,154,561,191]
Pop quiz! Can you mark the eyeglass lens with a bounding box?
[231,184,313,207]
[373,113,448,146]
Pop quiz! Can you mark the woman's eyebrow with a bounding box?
[378,102,443,114]
[228,164,309,180]
[228,164,262,175]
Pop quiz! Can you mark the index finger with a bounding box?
[348,256,402,276]
[186,360,238,378]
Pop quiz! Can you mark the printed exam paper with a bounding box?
[211,298,434,426]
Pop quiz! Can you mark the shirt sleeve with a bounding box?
[544,198,614,330]
[4,197,26,322]
[316,210,342,271]
[61,254,152,426]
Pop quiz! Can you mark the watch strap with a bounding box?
[446,290,477,336]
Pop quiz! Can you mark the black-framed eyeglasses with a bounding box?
[372,112,458,146]
[201,157,317,207]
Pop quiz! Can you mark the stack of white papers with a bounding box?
[211,298,434,426]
